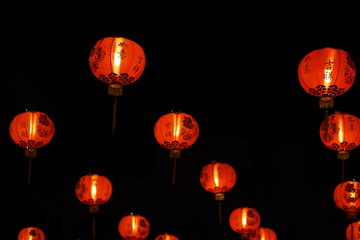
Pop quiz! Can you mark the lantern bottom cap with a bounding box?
[319,96,334,108]
[337,150,349,160]
[108,84,123,96]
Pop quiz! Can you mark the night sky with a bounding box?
[1,7,360,240]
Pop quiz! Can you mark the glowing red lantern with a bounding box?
[154,233,179,240]
[334,180,360,220]
[18,226,45,240]
[89,36,146,134]
[10,110,55,184]
[10,110,55,158]
[89,36,146,96]
[200,160,237,224]
[250,227,277,240]
[118,213,150,240]
[320,112,360,161]
[154,111,199,186]
[298,47,356,108]
[75,173,113,213]
[229,207,261,240]
[346,220,360,240]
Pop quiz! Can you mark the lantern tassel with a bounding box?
[218,201,222,224]
[112,96,117,135]
[92,214,96,240]
[171,158,177,187]
[341,160,345,183]
[28,158,32,185]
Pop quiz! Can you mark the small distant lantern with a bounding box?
[9,110,55,184]
[154,233,179,240]
[250,227,277,240]
[75,173,113,239]
[18,226,45,240]
[118,213,150,240]
[200,160,237,224]
[334,180,360,220]
[154,111,199,186]
[229,207,261,240]
[346,220,360,240]
[89,36,146,134]
[298,47,356,108]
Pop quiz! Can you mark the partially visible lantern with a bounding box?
[118,213,150,240]
[10,110,55,184]
[154,111,199,186]
[89,36,146,134]
[320,112,360,161]
[18,226,45,240]
[346,220,360,240]
[229,207,261,240]
[75,173,113,214]
[298,47,356,108]
[334,180,360,220]
[250,227,277,240]
[154,233,179,240]
[200,161,237,224]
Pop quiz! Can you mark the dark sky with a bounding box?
[1,8,360,240]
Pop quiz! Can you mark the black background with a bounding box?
[2,6,360,240]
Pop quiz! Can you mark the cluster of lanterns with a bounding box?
[12,36,277,240]
[298,47,360,239]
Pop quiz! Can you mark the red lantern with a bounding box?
[154,233,179,240]
[229,207,261,240]
[18,226,45,240]
[320,112,360,161]
[334,180,360,220]
[9,110,55,184]
[89,36,146,96]
[298,47,356,108]
[9,110,55,158]
[89,36,146,134]
[118,213,150,240]
[200,161,237,224]
[75,173,113,213]
[154,111,199,186]
[250,227,277,240]
[346,220,360,240]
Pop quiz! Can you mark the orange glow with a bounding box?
[334,180,360,217]
[229,207,261,235]
[118,213,150,240]
[18,227,45,240]
[91,174,98,200]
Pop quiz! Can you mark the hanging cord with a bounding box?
[341,160,345,183]
[28,158,32,185]
[171,158,177,187]
[218,201,222,224]
[92,214,96,240]
[112,96,118,135]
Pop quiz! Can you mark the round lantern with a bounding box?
[250,227,277,240]
[298,47,356,108]
[10,110,55,158]
[200,161,237,224]
[75,173,113,213]
[346,220,360,240]
[89,36,146,97]
[320,112,360,161]
[334,180,360,220]
[229,207,261,240]
[18,226,45,240]
[154,233,179,240]
[154,111,199,186]
[118,213,150,240]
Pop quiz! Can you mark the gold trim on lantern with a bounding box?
[25,147,37,158]
[108,84,123,96]
[319,96,334,108]
[215,192,225,201]
[170,149,181,159]
[89,205,99,214]
[337,150,349,160]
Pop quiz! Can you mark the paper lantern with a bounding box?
[229,207,261,240]
[154,233,179,240]
[118,213,150,240]
[18,226,45,240]
[154,111,199,186]
[10,110,55,158]
[346,220,360,240]
[200,161,237,224]
[75,173,113,213]
[298,47,356,108]
[320,112,360,161]
[89,36,146,97]
[334,180,360,220]
[250,227,277,240]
